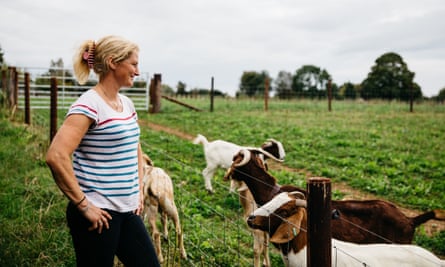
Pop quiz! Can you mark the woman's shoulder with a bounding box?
[74,89,100,105]
[68,89,100,118]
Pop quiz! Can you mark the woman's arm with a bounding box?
[135,143,145,215]
[46,114,92,204]
[46,114,111,233]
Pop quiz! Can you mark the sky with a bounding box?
[1,0,444,97]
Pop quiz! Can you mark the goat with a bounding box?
[231,180,271,267]
[141,154,187,263]
[192,134,284,267]
[247,191,445,267]
[192,133,285,193]
[224,149,445,244]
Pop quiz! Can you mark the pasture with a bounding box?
[0,98,444,266]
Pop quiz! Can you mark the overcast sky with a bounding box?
[1,0,444,97]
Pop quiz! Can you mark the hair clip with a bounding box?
[82,42,95,69]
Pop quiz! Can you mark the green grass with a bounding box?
[142,98,444,209]
[1,98,444,266]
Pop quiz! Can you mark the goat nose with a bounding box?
[332,209,341,219]
[247,215,255,224]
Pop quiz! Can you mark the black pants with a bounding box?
[66,202,160,267]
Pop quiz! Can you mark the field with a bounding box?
[1,98,444,266]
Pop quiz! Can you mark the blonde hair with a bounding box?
[73,35,139,85]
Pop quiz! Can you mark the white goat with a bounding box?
[141,154,187,263]
[247,192,445,267]
[192,133,285,193]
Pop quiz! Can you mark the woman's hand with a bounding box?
[134,190,145,216]
[79,200,112,234]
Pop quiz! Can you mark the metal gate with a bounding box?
[16,67,150,111]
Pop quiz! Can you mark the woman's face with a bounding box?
[115,51,140,88]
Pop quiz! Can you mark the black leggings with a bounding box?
[66,202,160,267]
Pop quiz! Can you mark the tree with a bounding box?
[291,65,331,99]
[339,82,358,99]
[0,45,4,65]
[239,71,270,97]
[176,81,187,95]
[161,84,175,95]
[274,70,293,99]
[361,52,422,100]
[436,87,445,103]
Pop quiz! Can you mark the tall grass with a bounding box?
[1,98,444,266]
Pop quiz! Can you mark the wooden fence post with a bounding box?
[24,73,31,124]
[50,77,58,142]
[307,177,332,267]
[149,74,162,113]
[210,77,214,112]
[409,82,414,113]
[264,78,269,112]
[328,79,332,112]
[7,67,16,108]
[13,68,18,109]
[1,70,6,106]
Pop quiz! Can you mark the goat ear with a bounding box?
[223,167,232,181]
[270,210,304,244]
[254,154,266,169]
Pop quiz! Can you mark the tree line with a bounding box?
[240,52,426,101]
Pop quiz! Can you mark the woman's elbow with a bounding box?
[46,147,61,169]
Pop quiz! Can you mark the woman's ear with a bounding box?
[108,56,117,70]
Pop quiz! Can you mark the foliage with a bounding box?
[0,109,73,266]
[161,84,175,95]
[274,70,293,99]
[291,64,332,99]
[239,70,271,97]
[339,82,358,99]
[361,52,421,101]
[176,81,187,95]
[0,44,4,65]
[435,87,445,102]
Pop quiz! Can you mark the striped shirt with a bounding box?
[68,89,140,212]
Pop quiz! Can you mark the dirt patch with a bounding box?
[141,121,445,237]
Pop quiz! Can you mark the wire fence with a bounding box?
[138,137,445,266]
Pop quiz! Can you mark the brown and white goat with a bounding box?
[247,192,445,267]
[192,134,285,193]
[141,154,187,263]
[225,149,445,244]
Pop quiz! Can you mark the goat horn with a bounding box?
[251,148,284,163]
[233,149,251,167]
[295,199,307,208]
[290,191,306,200]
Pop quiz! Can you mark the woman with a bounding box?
[46,35,160,267]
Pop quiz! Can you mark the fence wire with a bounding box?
[140,140,444,266]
